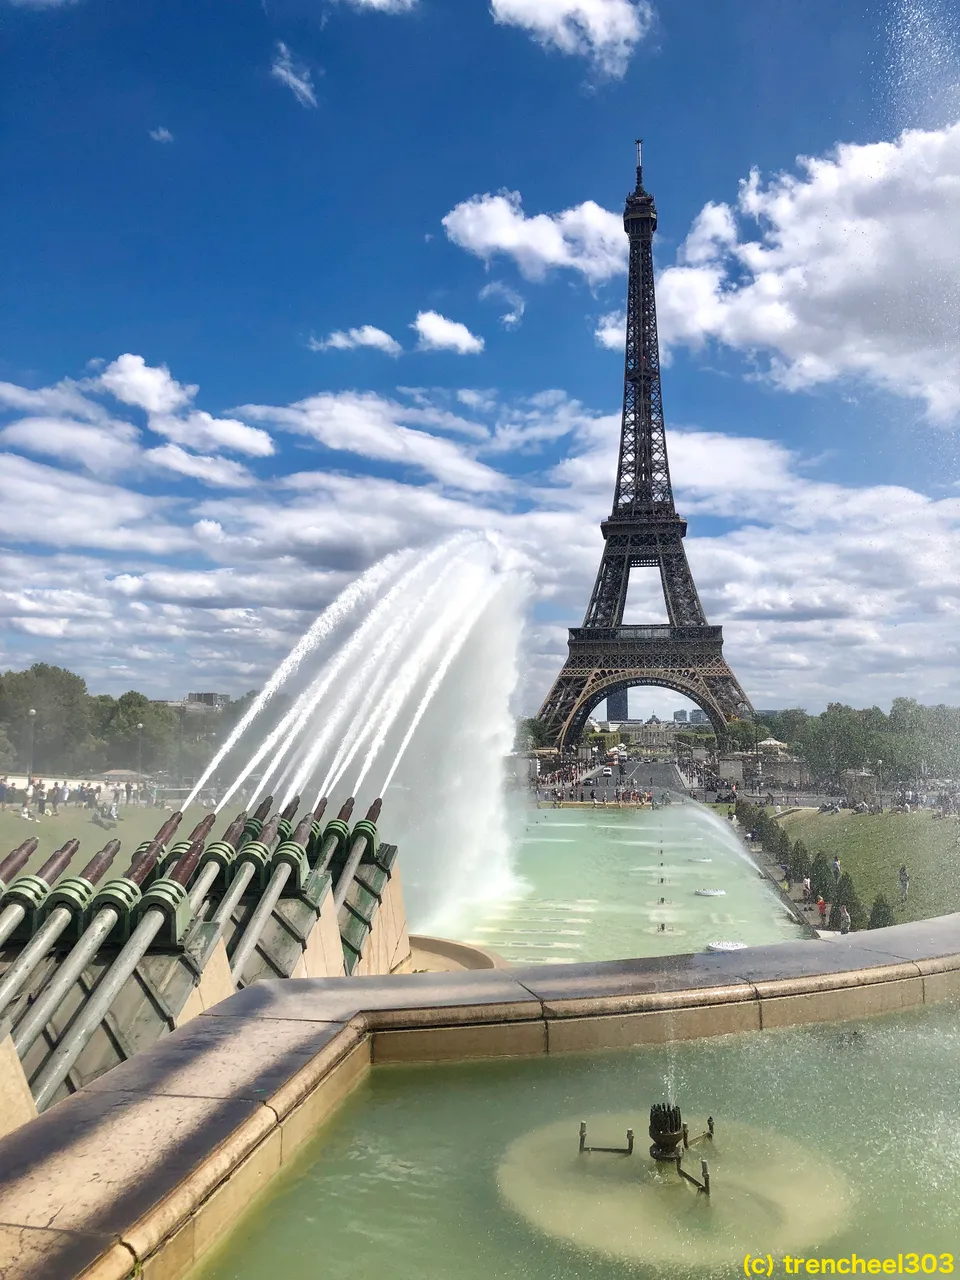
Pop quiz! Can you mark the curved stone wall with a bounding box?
[0,913,958,1280]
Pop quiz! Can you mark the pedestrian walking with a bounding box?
[817,895,827,925]
[802,876,812,903]
[832,856,841,883]
[839,905,851,934]
[0,776,6,810]
[899,865,910,904]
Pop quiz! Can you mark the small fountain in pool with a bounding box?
[579,1102,714,1196]
[498,1096,853,1267]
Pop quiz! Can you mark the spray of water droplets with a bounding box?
[203,533,529,930]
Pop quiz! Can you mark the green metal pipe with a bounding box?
[227,804,317,984]
[30,834,206,1110]
[0,840,120,1020]
[186,810,248,912]
[0,839,79,948]
[332,799,382,910]
[0,839,39,894]
[11,813,183,1059]
[237,795,274,851]
[315,797,356,876]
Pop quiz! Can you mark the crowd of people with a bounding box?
[0,776,159,823]
[539,784,657,807]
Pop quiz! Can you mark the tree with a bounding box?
[810,852,834,902]
[789,840,811,884]
[725,720,772,751]
[515,718,553,751]
[868,895,896,929]
[0,663,94,772]
[828,872,866,931]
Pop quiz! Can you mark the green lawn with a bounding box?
[0,803,228,883]
[778,809,960,924]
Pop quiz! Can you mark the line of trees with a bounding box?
[0,663,261,780]
[735,799,895,931]
[755,701,960,786]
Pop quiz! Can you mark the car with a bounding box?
[602,766,613,776]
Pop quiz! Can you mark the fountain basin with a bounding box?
[0,916,958,1280]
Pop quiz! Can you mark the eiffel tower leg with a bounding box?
[537,645,753,750]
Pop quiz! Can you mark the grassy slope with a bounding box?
[0,803,222,882]
[779,809,960,924]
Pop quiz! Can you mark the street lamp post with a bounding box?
[136,723,144,802]
[25,708,36,782]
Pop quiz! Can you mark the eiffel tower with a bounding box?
[537,143,753,746]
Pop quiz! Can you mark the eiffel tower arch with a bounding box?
[537,143,754,749]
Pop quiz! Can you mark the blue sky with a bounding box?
[2,0,960,716]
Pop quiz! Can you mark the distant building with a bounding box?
[157,692,231,715]
[688,709,709,725]
[673,710,688,723]
[606,689,629,720]
[188,692,231,707]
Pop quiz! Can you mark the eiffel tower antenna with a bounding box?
[536,143,754,745]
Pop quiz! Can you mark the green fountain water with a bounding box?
[435,799,806,961]
[193,1001,960,1280]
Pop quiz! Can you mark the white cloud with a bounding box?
[479,281,526,328]
[490,0,654,76]
[149,127,174,143]
[148,410,274,457]
[594,309,624,349]
[338,0,416,9]
[656,121,960,423]
[412,311,485,354]
[0,454,189,554]
[443,189,626,283]
[99,353,195,415]
[237,390,504,490]
[96,355,273,456]
[309,325,402,355]
[1,355,959,714]
[270,41,318,109]
[0,416,142,474]
[0,379,107,422]
[145,444,254,488]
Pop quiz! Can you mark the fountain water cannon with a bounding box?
[271,807,321,895]
[305,798,329,864]
[89,811,185,944]
[30,831,210,1110]
[332,799,382,910]
[146,813,218,886]
[0,839,39,895]
[0,840,120,1021]
[199,810,286,960]
[237,796,274,851]
[12,813,183,1060]
[186,810,248,912]
[134,827,213,950]
[227,802,313,984]
[314,798,356,877]
[0,839,79,947]
[275,795,301,845]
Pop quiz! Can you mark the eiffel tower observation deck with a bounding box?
[537,143,754,747]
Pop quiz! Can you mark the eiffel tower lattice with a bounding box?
[536,144,754,746]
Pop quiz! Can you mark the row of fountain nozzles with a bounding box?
[0,793,383,948]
